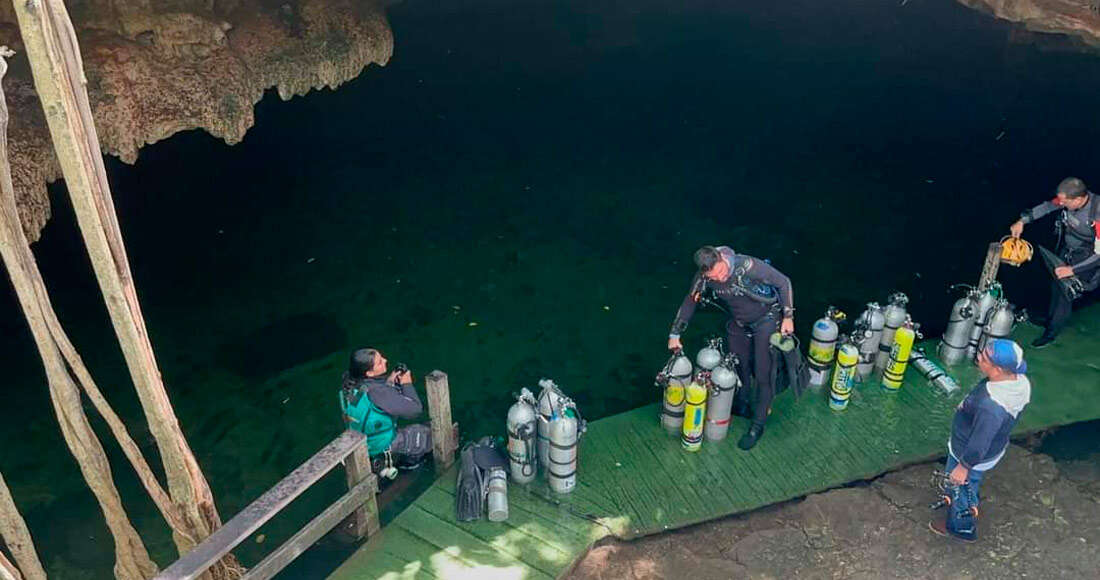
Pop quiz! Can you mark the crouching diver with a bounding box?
[1010,177,1100,348]
[930,339,1030,542]
[340,348,432,477]
[667,245,795,450]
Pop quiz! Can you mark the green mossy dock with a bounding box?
[331,305,1100,580]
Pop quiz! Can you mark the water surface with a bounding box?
[2,0,1099,576]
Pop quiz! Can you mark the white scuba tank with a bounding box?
[875,293,909,372]
[854,302,884,381]
[704,354,741,441]
[695,337,724,371]
[547,412,579,493]
[939,288,977,366]
[506,388,538,484]
[486,467,509,521]
[658,352,693,435]
[537,379,584,493]
[536,379,568,472]
[965,283,1000,360]
[978,299,1018,355]
[808,307,843,387]
[909,348,959,395]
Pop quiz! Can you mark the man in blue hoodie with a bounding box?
[930,339,1031,542]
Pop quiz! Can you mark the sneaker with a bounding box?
[737,425,764,450]
[928,518,977,543]
[1031,332,1056,349]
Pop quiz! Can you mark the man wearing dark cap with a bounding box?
[667,245,796,450]
[1010,176,1100,347]
[930,339,1031,543]
[339,348,432,476]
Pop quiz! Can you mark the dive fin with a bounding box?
[455,444,484,521]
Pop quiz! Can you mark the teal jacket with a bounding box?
[341,378,397,456]
[340,374,424,456]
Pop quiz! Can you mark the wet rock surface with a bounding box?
[0,0,392,241]
[959,1,1100,47]
[571,445,1100,579]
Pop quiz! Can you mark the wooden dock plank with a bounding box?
[332,306,1100,579]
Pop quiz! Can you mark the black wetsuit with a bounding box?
[1021,193,1100,336]
[670,247,795,428]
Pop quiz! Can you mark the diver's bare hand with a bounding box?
[388,368,413,384]
[667,337,682,352]
[1009,220,1024,239]
[1055,265,1075,279]
[781,317,795,336]
[949,463,969,486]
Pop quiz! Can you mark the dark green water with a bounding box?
[2,0,1100,577]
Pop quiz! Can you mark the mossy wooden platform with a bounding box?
[330,306,1100,580]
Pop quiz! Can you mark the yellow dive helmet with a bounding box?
[999,236,1033,267]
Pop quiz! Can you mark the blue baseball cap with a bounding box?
[983,339,1027,374]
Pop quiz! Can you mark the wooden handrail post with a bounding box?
[342,441,380,540]
[426,371,457,473]
[978,241,1001,291]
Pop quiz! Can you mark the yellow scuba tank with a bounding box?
[882,318,918,391]
[828,338,858,411]
[681,371,708,452]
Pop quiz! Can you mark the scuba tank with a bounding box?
[908,348,960,395]
[536,379,568,471]
[939,286,978,366]
[854,303,885,381]
[506,388,538,484]
[486,467,509,522]
[695,337,724,371]
[882,317,920,391]
[536,379,585,494]
[828,335,859,411]
[656,351,693,436]
[704,353,741,442]
[683,338,722,451]
[978,300,1024,355]
[681,369,708,452]
[964,283,1001,361]
[808,307,845,387]
[875,293,909,372]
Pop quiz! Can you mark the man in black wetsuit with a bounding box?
[667,245,795,450]
[1009,177,1100,348]
[340,348,432,475]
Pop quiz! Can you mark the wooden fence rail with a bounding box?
[155,369,459,580]
[154,431,378,580]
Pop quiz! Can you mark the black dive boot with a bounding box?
[738,424,764,450]
[1031,331,1057,349]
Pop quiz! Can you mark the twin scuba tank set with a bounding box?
[459,379,584,525]
[938,282,1026,368]
[805,293,930,410]
[656,337,742,452]
[505,379,586,494]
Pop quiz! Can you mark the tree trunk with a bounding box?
[0,46,158,580]
[1,548,24,580]
[0,470,45,580]
[10,2,240,577]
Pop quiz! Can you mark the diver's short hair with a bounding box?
[1058,177,1088,198]
[694,246,722,273]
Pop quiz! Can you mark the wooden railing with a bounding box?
[154,370,459,580]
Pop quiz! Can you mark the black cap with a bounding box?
[1057,177,1088,198]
